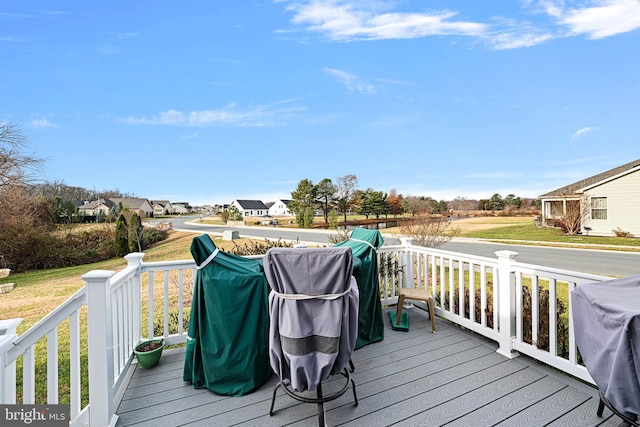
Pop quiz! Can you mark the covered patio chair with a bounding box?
[572,275,640,425]
[264,247,359,426]
[334,227,385,349]
[183,234,272,396]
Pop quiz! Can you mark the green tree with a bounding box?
[225,205,242,221]
[504,194,522,208]
[128,212,144,252]
[315,178,337,223]
[478,199,491,210]
[358,188,388,219]
[490,194,504,210]
[114,214,129,257]
[328,209,339,229]
[290,179,317,228]
[53,197,80,224]
[436,200,449,214]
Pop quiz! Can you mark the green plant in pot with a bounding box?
[134,338,165,369]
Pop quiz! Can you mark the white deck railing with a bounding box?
[1,240,611,426]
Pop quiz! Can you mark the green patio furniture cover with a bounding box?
[335,227,385,349]
[183,234,272,396]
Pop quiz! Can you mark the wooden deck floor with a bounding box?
[115,309,624,427]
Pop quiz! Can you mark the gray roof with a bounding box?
[235,199,269,210]
[78,198,115,210]
[539,158,640,198]
[110,198,150,210]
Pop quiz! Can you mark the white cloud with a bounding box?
[488,31,554,49]
[282,0,487,41]
[572,127,596,139]
[280,0,640,50]
[110,32,141,40]
[323,67,376,94]
[0,36,26,42]
[31,118,58,128]
[124,100,307,127]
[181,133,199,140]
[97,45,119,55]
[555,0,640,39]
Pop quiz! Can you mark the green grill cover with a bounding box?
[183,234,272,396]
[335,227,385,349]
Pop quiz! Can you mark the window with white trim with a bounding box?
[591,197,607,220]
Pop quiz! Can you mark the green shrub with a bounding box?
[114,214,129,257]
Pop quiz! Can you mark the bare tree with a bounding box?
[335,174,358,222]
[0,122,44,189]
[400,214,460,248]
[561,193,591,235]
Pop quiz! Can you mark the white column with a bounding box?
[495,250,519,359]
[399,238,414,307]
[83,270,118,427]
[124,253,145,346]
[0,318,23,403]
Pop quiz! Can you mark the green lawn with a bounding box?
[461,223,640,250]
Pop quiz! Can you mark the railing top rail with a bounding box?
[512,261,611,283]
[381,243,500,266]
[7,288,86,362]
[141,259,195,270]
[139,254,266,273]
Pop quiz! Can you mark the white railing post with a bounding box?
[124,252,145,347]
[399,238,414,307]
[495,250,519,359]
[83,270,118,427]
[399,237,414,290]
[0,318,23,403]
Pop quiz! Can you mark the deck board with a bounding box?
[115,309,620,426]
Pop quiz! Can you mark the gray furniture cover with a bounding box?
[571,275,640,419]
[264,247,359,392]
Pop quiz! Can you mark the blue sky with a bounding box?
[2,1,639,206]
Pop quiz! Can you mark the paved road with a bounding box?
[441,240,640,278]
[162,216,640,278]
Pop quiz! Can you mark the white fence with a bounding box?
[1,240,611,426]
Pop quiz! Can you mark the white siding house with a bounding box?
[268,199,293,216]
[232,200,269,217]
[539,158,640,237]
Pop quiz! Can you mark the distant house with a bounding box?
[110,198,154,217]
[77,198,115,216]
[151,200,174,216]
[78,197,154,217]
[232,199,269,217]
[268,199,293,216]
[171,203,190,214]
[539,158,640,237]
